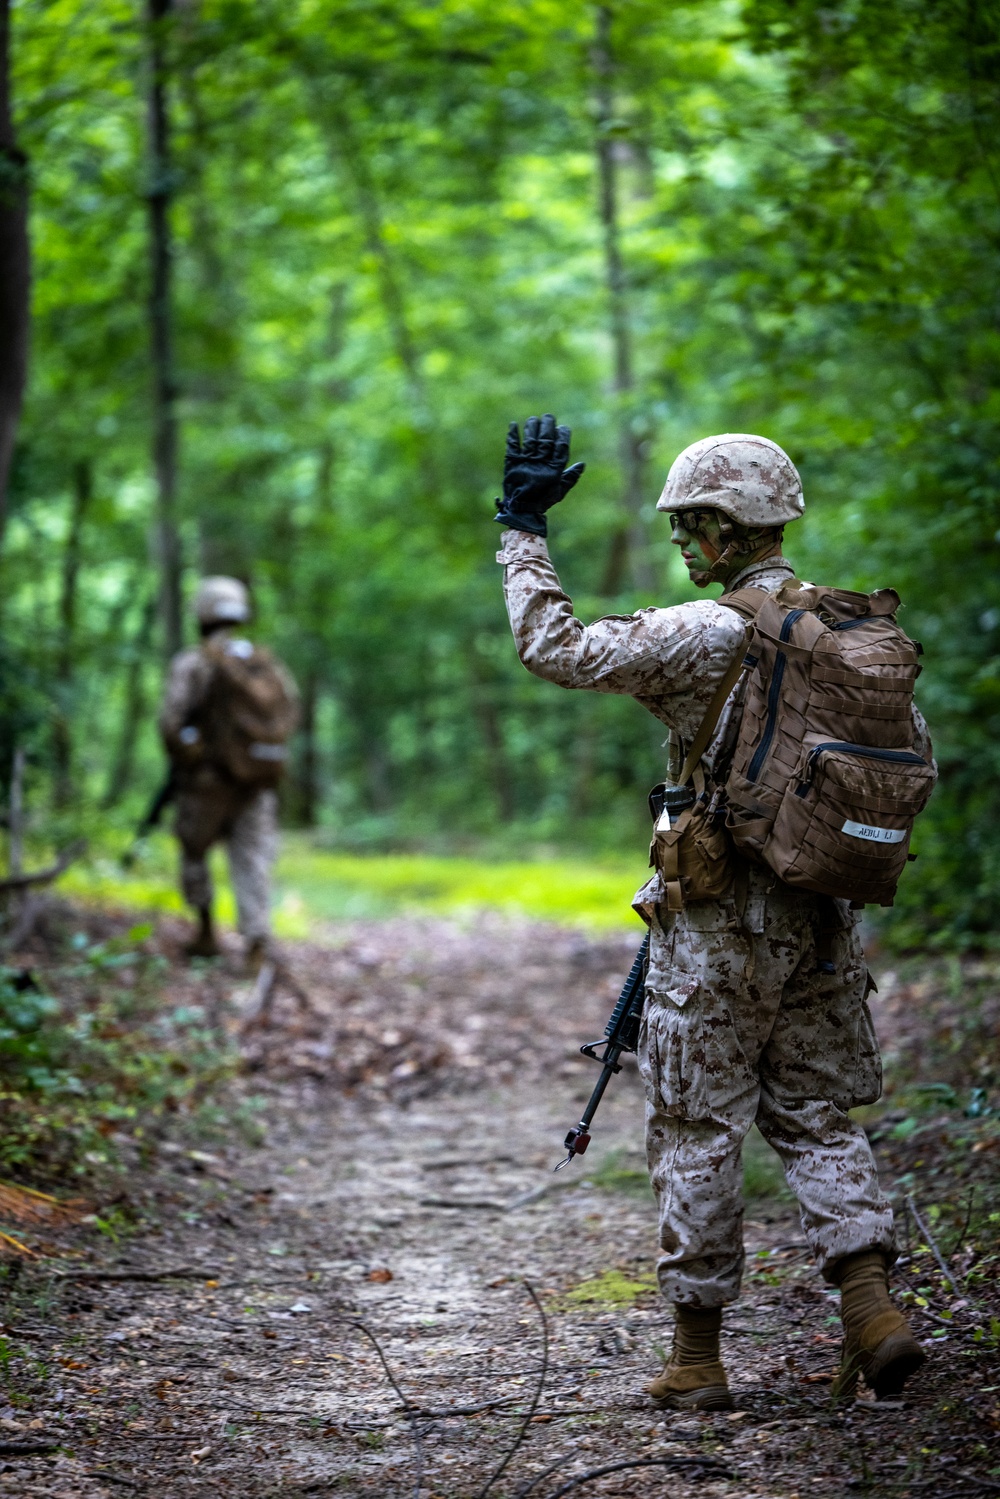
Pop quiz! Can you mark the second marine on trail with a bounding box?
[494,414,936,1412]
[159,576,299,970]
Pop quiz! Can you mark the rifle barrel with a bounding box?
[578,1044,624,1130]
[604,932,649,1043]
[556,931,650,1169]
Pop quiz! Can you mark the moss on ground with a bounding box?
[562,1267,658,1307]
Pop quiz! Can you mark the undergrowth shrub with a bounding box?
[0,923,236,1182]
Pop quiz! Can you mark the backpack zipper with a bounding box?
[745,609,805,782]
[795,740,928,797]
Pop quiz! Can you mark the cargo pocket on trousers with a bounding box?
[850,999,883,1108]
[646,980,710,1121]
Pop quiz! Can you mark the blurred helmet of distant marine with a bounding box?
[656,434,804,527]
[194,575,251,628]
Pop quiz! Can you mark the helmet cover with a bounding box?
[194,575,250,626]
[656,434,804,527]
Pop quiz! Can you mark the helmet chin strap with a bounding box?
[692,527,784,588]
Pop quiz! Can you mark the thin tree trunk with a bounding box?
[295,671,319,826]
[102,594,157,809]
[52,459,92,806]
[330,107,423,401]
[467,650,516,822]
[8,745,24,878]
[573,716,597,819]
[593,3,652,595]
[363,731,392,814]
[305,83,437,482]
[474,689,516,823]
[0,0,30,551]
[145,0,182,659]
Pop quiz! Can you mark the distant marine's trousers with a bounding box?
[637,863,895,1307]
[174,768,277,941]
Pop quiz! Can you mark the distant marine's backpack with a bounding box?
[720,580,937,906]
[197,637,299,788]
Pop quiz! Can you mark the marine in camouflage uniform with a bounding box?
[159,577,289,966]
[494,417,927,1409]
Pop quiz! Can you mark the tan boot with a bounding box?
[649,1357,733,1411]
[648,1305,733,1412]
[245,936,269,977]
[830,1250,926,1401]
[185,907,220,960]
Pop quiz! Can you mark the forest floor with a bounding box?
[0,910,998,1499]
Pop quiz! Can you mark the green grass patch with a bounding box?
[56,832,646,934]
[585,1150,653,1197]
[585,1133,792,1207]
[743,1125,793,1201]
[562,1268,658,1307]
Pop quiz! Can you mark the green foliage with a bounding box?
[585,1148,653,1195]
[0,927,236,1181]
[3,0,999,943]
[0,969,62,1091]
[59,831,648,931]
[742,1124,792,1202]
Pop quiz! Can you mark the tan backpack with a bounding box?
[720,580,937,906]
[197,638,299,788]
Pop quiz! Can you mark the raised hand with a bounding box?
[494,413,585,536]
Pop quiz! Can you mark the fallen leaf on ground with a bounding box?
[0,1182,89,1226]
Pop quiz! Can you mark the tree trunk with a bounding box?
[328,106,423,401]
[52,459,92,806]
[593,3,652,595]
[8,744,24,878]
[0,0,30,551]
[304,82,438,486]
[295,670,320,826]
[102,593,157,809]
[145,0,183,659]
[467,649,516,823]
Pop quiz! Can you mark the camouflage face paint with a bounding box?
[670,508,726,586]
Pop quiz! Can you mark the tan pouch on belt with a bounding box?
[650,637,751,911]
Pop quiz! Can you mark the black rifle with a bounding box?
[121,772,177,868]
[555,932,649,1170]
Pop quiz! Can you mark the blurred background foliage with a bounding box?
[3,0,999,947]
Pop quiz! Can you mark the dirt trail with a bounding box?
[1,916,997,1498]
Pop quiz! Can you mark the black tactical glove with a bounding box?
[494,413,585,537]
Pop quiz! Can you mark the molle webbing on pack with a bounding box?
[720,580,936,907]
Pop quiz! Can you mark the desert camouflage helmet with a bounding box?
[656,433,804,528]
[194,575,250,626]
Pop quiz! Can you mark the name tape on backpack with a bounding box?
[249,743,288,762]
[842,819,907,844]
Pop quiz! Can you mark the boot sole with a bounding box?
[651,1384,734,1412]
[833,1329,927,1403]
[868,1331,927,1399]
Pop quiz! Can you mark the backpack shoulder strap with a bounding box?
[717,585,772,622]
[676,587,772,786]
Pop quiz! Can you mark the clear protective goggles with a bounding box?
[667,507,719,535]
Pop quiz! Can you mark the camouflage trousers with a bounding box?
[636,865,895,1307]
[175,771,278,942]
